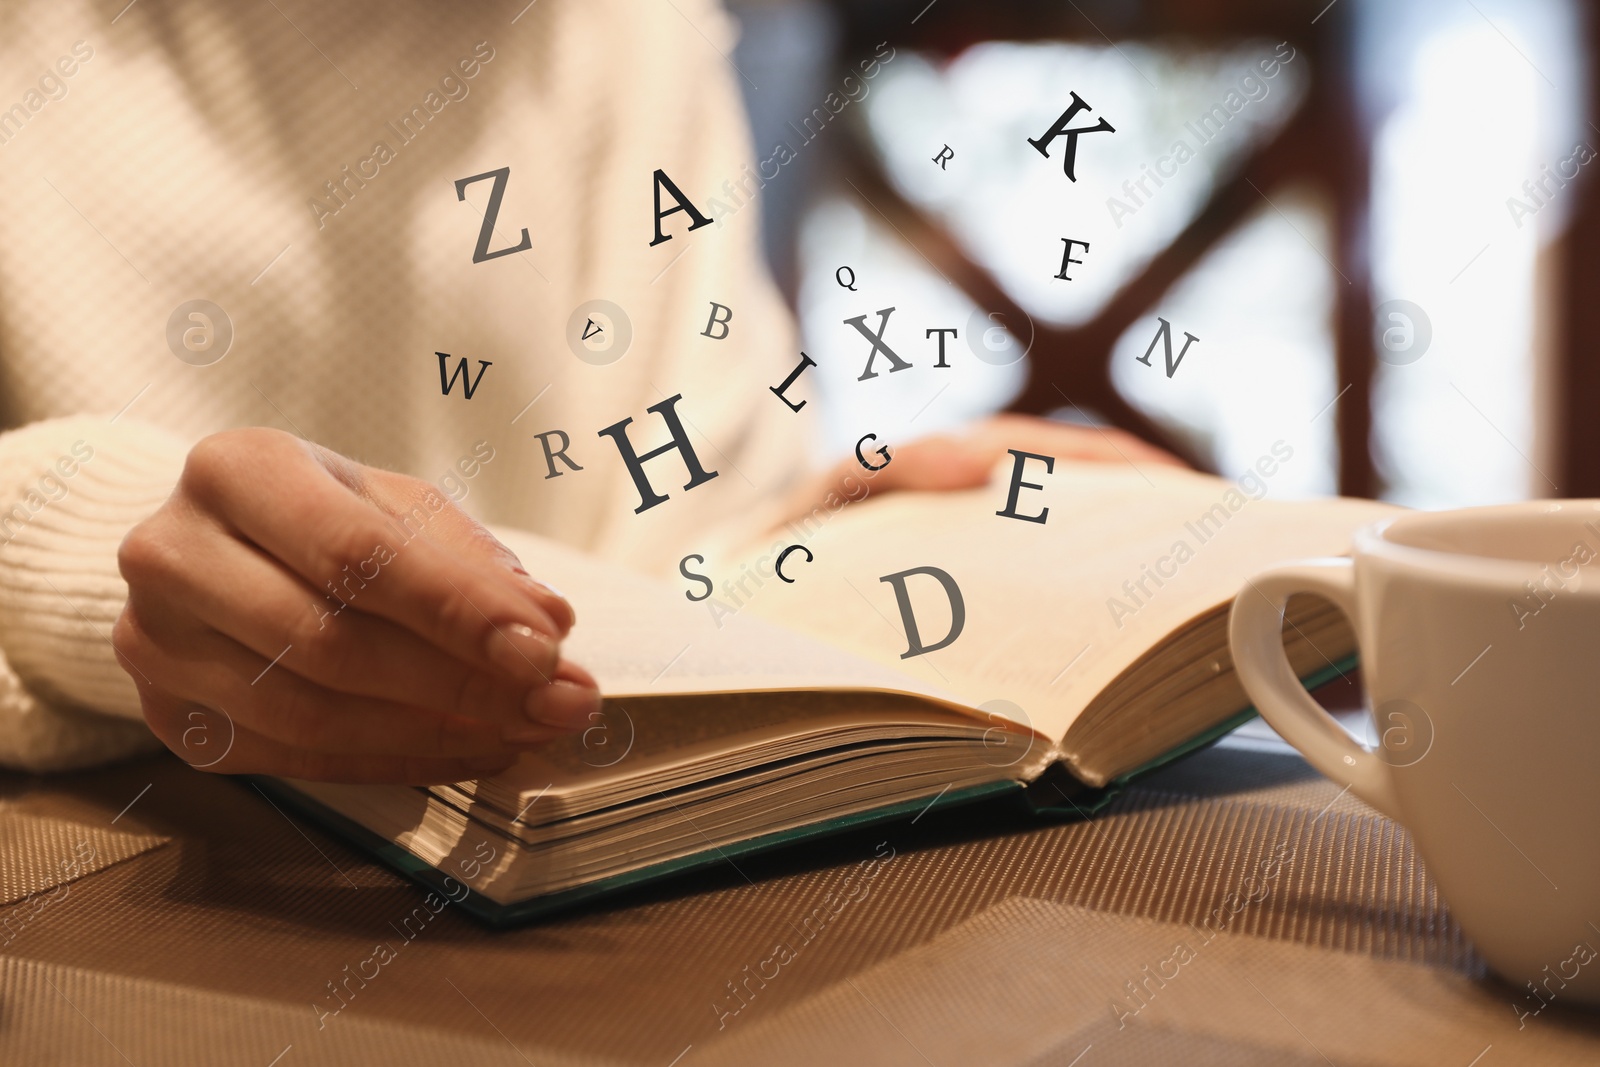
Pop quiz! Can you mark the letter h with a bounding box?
[596,394,719,513]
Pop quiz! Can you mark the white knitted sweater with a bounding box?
[0,0,804,770]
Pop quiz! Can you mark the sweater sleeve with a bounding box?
[0,416,190,771]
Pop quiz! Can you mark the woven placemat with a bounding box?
[0,744,1591,1065]
[696,896,1600,1066]
[0,808,168,908]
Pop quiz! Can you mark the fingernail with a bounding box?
[526,680,602,730]
[509,566,559,595]
[485,623,558,683]
[510,569,574,630]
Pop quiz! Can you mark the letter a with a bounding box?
[649,169,714,247]
[454,167,532,262]
[1027,92,1115,182]
[879,566,966,659]
[1135,318,1199,378]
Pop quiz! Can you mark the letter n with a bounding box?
[596,394,719,513]
[1135,318,1199,378]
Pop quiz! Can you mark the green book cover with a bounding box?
[246,655,1354,925]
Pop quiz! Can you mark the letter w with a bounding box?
[1135,318,1199,378]
[436,352,493,399]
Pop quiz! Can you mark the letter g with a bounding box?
[855,433,892,471]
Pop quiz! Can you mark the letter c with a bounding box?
[1155,154,1178,177]
[357,156,381,179]
[775,544,813,583]
[855,433,892,471]
[1154,554,1178,579]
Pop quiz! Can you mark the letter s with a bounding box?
[473,41,495,62]
[473,439,495,463]
[72,40,94,61]
[72,439,94,462]
[680,553,714,602]
[1270,439,1293,462]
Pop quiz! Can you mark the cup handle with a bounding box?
[1228,559,1402,822]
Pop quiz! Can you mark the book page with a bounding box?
[491,527,960,704]
[725,459,1397,743]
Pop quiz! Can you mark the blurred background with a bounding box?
[720,0,1592,506]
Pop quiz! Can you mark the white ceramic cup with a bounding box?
[1229,501,1600,1002]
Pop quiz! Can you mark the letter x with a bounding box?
[845,307,912,381]
[1028,92,1116,182]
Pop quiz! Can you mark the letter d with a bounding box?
[879,566,965,659]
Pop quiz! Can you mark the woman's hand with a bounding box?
[112,428,599,784]
[781,414,1186,522]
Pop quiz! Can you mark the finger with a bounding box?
[141,689,521,783]
[124,609,587,757]
[433,525,577,634]
[970,415,1187,468]
[183,434,567,687]
[796,440,987,508]
[142,515,578,730]
[553,657,598,689]
[315,446,577,633]
[874,435,994,490]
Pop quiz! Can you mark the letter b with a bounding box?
[702,302,732,340]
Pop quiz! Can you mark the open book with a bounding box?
[263,461,1396,921]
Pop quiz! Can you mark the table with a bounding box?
[2,731,1597,1065]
